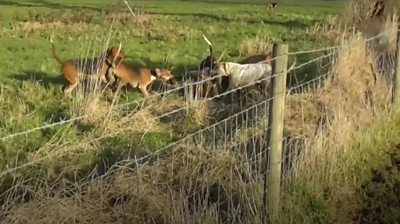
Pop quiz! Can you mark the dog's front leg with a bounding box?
[107,68,116,86]
[99,74,107,84]
[227,78,235,92]
[139,86,150,98]
[113,81,124,94]
[64,82,78,95]
[99,66,108,84]
[211,83,218,97]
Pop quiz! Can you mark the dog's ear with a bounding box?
[155,68,161,76]
[216,51,225,63]
[219,62,227,73]
[106,58,113,66]
[116,42,122,57]
[107,58,112,65]
[265,52,273,63]
[106,47,113,57]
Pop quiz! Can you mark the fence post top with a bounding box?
[272,44,289,56]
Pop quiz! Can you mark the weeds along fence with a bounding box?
[0,28,399,223]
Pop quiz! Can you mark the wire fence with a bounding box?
[0,26,398,224]
[3,26,397,141]
[1,28,393,143]
[0,27,392,175]
[0,44,342,142]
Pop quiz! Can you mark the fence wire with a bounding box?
[0,28,394,185]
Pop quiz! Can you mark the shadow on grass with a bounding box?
[247,18,310,29]
[0,0,103,12]
[148,11,309,29]
[146,11,233,23]
[179,0,266,5]
[180,0,340,8]
[13,70,64,89]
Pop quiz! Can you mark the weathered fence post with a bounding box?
[263,43,289,224]
[394,27,400,112]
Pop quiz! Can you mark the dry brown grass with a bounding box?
[1,146,264,224]
[344,0,398,23]
[66,76,175,137]
[146,93,186,116]
[342,0,399,32]
[185,100,210,127]
[238,35,271,58]
[279,17,397,223]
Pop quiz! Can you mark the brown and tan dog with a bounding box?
[266,2,278,13]
[50,39,125,95]
[109,62,175,97]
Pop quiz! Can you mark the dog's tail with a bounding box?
[49,38,63,65]
[202,34,213,56]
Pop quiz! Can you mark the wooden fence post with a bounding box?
[394,28,400,112]
[263,43,289,224]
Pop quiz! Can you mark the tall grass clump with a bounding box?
[0,144,268,224]
[279,15,399,224]
[238,35,271,58]
[344,0,399,22]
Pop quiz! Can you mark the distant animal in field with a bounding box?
[239,52,273,64]
[266,2,278,13]
[109,62,175,97]
[370,0,384,18]
[50,39,125,95]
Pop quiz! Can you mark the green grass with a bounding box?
[0,0,341,78]
[280,113,400,223]
[0,10,347,221]
[2,1,400,223]
[0,0,344,189]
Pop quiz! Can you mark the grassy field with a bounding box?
[2,0,400,223]
[0,0,342,171]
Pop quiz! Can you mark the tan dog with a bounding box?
[109,62,174,97]
[50,39,125,95]
[266,2,278,13]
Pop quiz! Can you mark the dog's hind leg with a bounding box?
[105,67,117,86]
[64,82,78,95]
[113,81,126,94]
[138,85,150,98]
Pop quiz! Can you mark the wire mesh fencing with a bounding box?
[0,26,399,223]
